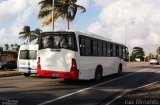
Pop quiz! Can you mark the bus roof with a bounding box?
[41,30,125,46]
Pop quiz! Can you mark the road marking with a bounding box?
[106,81,159,105]
[38,68,150,105]
[106,70,160,105]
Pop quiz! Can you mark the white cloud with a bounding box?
[0,0,40,45]
[88,0,160,54]
[77,0,89,9]
[0,0,27,23]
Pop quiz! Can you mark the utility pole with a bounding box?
[124,17,135,63]
[52,0,55,31]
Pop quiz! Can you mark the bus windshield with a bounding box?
[39,32,77,51]
[20,50,37,60]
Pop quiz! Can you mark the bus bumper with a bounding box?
[38,69,79,79]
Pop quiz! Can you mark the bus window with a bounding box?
[107,43,110,56]
[98,41,103,56]
[119,46,123,58]
[79,37,85,56]
[110,44,113,56]
[93,40,98,56]
[85,38,91,56]
[116,45,119,57]
[40,32,77,51]
[103,42,106,56]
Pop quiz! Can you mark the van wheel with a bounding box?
[24,73,30,77]
[95,68,102,82]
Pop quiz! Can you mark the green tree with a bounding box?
[156,47,160,59]
[4,44,9,51]
[33,28,42,44]
[131,47,145,61]
[19,26,35,43]
[38,0,86,30]
[0,47,3,52]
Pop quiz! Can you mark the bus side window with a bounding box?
[93,40,98,56]
[85,38,91,56]
[116,45,119,57]
[98,41,103,56]
[79,37,85,56]
[103,42,106,56]
[107,43,110,56]
[113,44,116,57]
[119,46,123,58]
[110,44,113,56]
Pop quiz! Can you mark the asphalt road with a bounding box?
[0,62,159,105]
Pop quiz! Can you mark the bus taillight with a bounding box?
[71,58,77,71]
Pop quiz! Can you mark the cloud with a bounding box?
[88,0,160,54]
[0,0,26,23]
[77,0,89,9]
[0,0,40,46]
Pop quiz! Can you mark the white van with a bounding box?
[17,44,38,76]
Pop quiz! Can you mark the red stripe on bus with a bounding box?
[38,69,79,79]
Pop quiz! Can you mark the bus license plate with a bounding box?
[53,74,59,77]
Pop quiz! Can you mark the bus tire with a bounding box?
[24,73,30,77]
[118,64,122,74]
[94,67,102,82]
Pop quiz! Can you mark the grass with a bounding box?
[0,70,22,77]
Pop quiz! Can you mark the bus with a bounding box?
[17,44,38,77]
[38,31,127,81]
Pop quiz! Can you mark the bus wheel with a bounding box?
[24,73,30,77]
[95,68,102,82]
[118,64,122,74]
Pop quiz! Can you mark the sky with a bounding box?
[0,0,160,55]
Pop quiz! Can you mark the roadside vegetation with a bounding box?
[0,70,21,77]
[19,26,41,44]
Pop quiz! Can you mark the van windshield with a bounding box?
[39,32,77,51]
[20,50,37,60]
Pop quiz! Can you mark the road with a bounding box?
[0,62,159,105]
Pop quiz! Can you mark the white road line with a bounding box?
[106,81,159,105]
[106,70,160,105]
[38,68,150,105]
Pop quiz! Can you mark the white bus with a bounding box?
[38,31,127,81]
[18,44,38,77]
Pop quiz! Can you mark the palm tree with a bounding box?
[131,47,145,61]
[38,0,86,30]
[38,0,64,30]
[33,28,42,44]
[4,44,9,51]
[57,0,86,30]
[10,44,14,51]
[19,26,34,44]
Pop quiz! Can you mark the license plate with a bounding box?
[52,73,59,77]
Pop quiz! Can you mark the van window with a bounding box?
[20,50,37,60]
